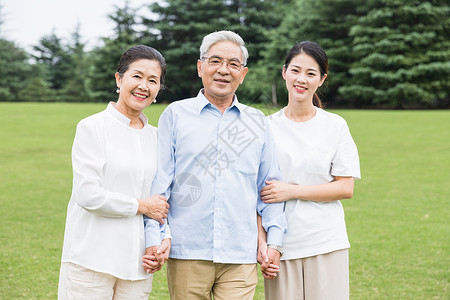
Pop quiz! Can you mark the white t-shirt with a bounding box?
[268,107,361,260]
[61,103,157,280]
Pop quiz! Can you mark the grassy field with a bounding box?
[0,102,448,299]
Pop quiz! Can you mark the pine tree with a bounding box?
[227,0,290,104]
[241,1,293,106]
[32,32,73,94]
[141,0,232,101]
[18,76,54,102]
[60,23,90,102]
[340,0,450,108]
[89,3,140,102]
[252,0,375,106]
[0,39,31,101]
[140,0,287,102]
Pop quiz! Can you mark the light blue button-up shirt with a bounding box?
[145,90,286,263]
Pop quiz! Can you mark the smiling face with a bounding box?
[115,59,162,117]
[197,41,248,105]
[283,52,327,105]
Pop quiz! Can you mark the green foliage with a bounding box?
[140,0,288,102]
[340,0,450,108]
[59,24,91,102]
[0,0,449,108]
[250,0,377,106]
[18,77,54,102]
[141,0,215,100]
[0,39,31,101]
[232,0,291,104]
[32,33,74,91]
[88,3,141,102]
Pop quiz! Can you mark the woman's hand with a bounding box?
[142,246,161,274]
[142,238,171,274]
[260,180,298,203]
[137,195,169,224]
[263,177,355,203]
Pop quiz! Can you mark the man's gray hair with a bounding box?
[199,30,248,66]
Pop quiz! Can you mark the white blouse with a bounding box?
[61,103,157,280]
[268,108,361,260]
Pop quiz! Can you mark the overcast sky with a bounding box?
[1,0,156,51]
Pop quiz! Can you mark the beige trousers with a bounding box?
[167,258,258,300]
[58,262,153,300]
[264,249,349,300]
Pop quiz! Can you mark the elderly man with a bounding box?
[144,30,286,300]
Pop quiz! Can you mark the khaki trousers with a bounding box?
[264,249,349,300]
[58,262,153,300]
[167,258,258,300]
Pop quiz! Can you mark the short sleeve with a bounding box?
[331,121,361,180]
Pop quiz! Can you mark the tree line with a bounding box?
[0,0,448,108]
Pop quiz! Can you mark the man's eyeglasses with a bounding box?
[201,56,244,72]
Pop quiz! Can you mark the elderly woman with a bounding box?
[58,45,170,300]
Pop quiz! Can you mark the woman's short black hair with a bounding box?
[117,45,167,89]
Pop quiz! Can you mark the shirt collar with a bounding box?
[106,102,149,126]
[196,89,242,114]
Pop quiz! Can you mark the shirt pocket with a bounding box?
[235,141,262,176]
[305,145,334,176]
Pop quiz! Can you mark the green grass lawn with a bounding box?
[0,102,448,299]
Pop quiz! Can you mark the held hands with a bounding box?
[260,180,297,203]
[142,238,171,274]
[257,242,280,280]
[138,195,169,224]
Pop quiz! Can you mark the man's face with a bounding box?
[197,41,248,103]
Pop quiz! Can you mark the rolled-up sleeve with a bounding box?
[257,121,287,246]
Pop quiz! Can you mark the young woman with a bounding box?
[261,41,361,300]
[58,45,171,300]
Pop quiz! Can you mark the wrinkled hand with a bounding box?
[142,246,161,274]
[138,195,169,224]
[142,239,171,274]
[260,180,297,203]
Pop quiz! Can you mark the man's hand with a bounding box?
[262,247,281,279]
[155,238,171,266]
[257,240,268,266]
[258,244,281,279]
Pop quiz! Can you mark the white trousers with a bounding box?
[58,262,153,300]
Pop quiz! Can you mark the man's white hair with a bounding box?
[199,30,248,66]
